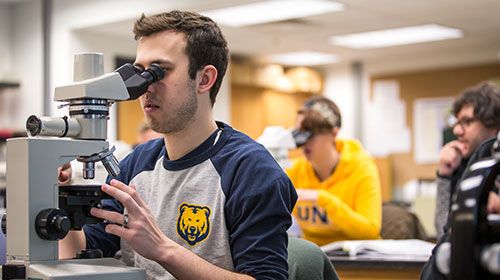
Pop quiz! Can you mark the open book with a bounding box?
[321,239,435,258]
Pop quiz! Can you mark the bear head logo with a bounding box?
[177,203,211,246]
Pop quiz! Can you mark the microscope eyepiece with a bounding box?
[115,63,166,100]
[142,63,165,83]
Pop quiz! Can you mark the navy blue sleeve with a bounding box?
[217,146,298,280]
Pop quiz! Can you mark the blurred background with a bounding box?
[1,0,500,237]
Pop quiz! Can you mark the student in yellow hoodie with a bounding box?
[287,96,382,246]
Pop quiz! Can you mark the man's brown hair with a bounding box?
[453,82,500,129]
[300,96,342,135]
[133,10,229,106]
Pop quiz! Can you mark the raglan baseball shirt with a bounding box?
[84,122,297,280]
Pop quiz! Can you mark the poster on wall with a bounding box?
[365,80,411,157]
[413,97,454,164]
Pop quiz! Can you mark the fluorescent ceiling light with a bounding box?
[269,51,339,66]
[202,0,344,27]
[330,24,463,49]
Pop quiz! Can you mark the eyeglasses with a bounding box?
[452,116,477,130]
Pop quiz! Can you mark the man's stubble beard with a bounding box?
[148,83,198,134]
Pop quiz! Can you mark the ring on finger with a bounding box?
[123,213,129,229]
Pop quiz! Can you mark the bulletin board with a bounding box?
[413,97,453,164]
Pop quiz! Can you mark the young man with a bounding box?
[286,97,382,245]
[434,82,500,238]
[60,11,297,280]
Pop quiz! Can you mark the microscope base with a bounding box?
[24,258,145,280]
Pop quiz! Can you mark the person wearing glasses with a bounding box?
[286,97,382,245]
[434,82,500,239]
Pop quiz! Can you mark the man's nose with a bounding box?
[453,123,464,136]
[147,83,156,94]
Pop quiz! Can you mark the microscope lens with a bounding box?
[82,162,96,180]
[102,154,120,177]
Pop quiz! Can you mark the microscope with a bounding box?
[434,131,500,279]
[2,53,164,279]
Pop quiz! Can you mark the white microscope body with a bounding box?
[4,53,162,279]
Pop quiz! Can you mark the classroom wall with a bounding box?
[0,4,14,130]
[322,64,359,140]
[229,62,319,139]
[372,63,500,188]
[0,1,44,130]
[230,85,314,139]
[0,5,12,76]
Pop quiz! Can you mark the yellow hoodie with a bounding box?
[286,139,382,245]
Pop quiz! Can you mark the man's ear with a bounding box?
[197,65,218,94]
[332,127,340,139]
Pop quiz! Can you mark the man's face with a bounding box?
[134,31,198,134]
[295,108,335,162]
[453,104,497,157]
[302,133,334,162]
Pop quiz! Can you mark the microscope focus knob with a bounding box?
[35,208,71,240]
[55,215,72,233]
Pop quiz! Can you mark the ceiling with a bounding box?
[75,0,500,70]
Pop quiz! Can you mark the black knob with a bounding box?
[55,215,71,233]
[35,208,71,240]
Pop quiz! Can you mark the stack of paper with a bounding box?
[321,239,435,258]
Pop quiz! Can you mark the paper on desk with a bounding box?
[321,239,435,257]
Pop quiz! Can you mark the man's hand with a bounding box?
[89,179,172,262]
[487,191,500,214]
[297,189,319,202]
[58,162,72,184]
[438,141,467,177]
